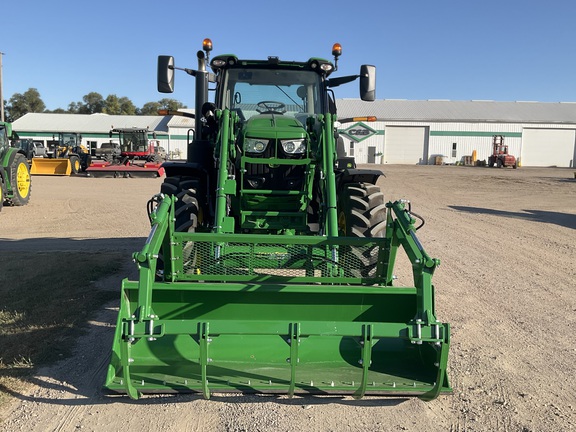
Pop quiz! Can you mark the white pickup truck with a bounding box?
[12,139,47,159]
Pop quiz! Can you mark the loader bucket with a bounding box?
[104,198,451,401]
[30,158,72,176]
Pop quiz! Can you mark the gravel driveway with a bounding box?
[1,165,575,432]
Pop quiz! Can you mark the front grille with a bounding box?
[244,163,305,190]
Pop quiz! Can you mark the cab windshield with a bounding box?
[60,133,78,146]
[221,68,323,123]
[120,131,147,152]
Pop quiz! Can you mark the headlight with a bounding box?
[244,138,268,154]
[281,139,306,154]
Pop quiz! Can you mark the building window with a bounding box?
[452,143,457,158]
[349,141,355,157]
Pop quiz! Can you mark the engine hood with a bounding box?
[244,114,306,140]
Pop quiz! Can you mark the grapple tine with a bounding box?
[353,324,373,400]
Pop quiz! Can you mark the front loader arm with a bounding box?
[213,109,238,234]
[320,113,339,237]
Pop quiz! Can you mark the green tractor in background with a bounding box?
[0,121,31,211]
[105,39,451,401]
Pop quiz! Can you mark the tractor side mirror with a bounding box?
[158,56,175,93]
[360,64,376,102]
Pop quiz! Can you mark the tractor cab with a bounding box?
[110,128,164,162]
[0,123,11,159]
[210,61,325,233]
[203,52,375,234]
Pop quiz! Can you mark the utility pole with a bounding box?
[0,52,4,122]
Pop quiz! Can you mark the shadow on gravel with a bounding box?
[2,378,408,408]
[0,238,409,411]
[0,237,147,252]
[449,206,576,230]
[3,314,410,409]
[553,177,576,184]
[208,393,408,407]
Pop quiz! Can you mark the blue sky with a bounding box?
[3,0,576,111]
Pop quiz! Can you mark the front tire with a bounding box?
[160,176,204,232]
[69,155,80,174]
[337,182,387,277]
[156,176,206,278]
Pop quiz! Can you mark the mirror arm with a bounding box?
[171,66,216,83]
[326,74,359,88]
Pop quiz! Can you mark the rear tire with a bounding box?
[81,155,92,172]
[9,154,31,206]
[337,182,386,277]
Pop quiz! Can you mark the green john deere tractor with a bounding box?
[0,121,31,211]
[104,39,451,401]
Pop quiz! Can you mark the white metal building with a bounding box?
[12,113,194,160]
[336,100,576,167]
[12,100,576,167]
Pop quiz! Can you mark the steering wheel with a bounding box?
[256,101,287,114]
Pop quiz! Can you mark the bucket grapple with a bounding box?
[105,197,450,400]
[104,39,451,401]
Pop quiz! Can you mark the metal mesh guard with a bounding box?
[173,235,385,284]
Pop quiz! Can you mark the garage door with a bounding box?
[384,126,428,164]
[522,129,576,167]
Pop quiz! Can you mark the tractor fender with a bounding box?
[1,148,22,191]
[0,165,6,194]
[336,167,384,188]
[1,146,21,167]
[163,161,210,180]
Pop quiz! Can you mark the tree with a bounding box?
[103,95,121,115]
[117,96,136,115]
[103,95,137,115]
[67,101,81,114]
[139,99,186,115]
[159,98,186,111]
[75,92,105,114]
[7,89,187,118]
[5,88,46,121]
[139,101,162,115]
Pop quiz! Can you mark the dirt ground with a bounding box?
[0,165,575,432]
